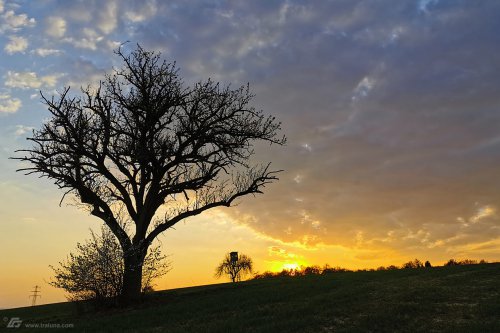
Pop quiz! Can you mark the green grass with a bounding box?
[1,263,499,332]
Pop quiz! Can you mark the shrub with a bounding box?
[444,259,459,266]
[49,227,170,304]
[459,259,478,265]
[322,265,351,274]
[303,265,321,275]
[402,259,424,269]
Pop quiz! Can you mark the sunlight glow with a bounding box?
[282,263,300,271]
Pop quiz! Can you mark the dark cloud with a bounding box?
[208,0,500,257]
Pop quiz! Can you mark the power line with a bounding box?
[29,285,41,306]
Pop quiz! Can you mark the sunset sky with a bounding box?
[1,0,500,309]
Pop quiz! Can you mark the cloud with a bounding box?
[352,76,376,100]
[4,35,28,54]
[123,0,158,23]
[0,0,3,13]
[62,56,106,88]
[0,94,21,114]
[268,246,298,259]
[206,1,500,260]
[63,28,104,50]
[44,16,66,38]
[469,205,496,224]
[419,0,440,13]
[32,48,62,57]
[14,125,34,136]
[5,71,60,89]
[97,0,118,34]
[0,9,35,32]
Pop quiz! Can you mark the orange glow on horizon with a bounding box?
[268,260,309,273]
[282,263,300,271]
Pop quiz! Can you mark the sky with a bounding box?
[1,0,500,308]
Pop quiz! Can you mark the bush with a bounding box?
[402,259,424,269]
[253,271,276,279]
[445,258,488,266]
[444,259,459,266]
[322,265,351,274]
[49,227,170,304]
[459,259,477,265]
[303,265,321,275]
[386,265,399,270]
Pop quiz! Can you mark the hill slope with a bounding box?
[1,263,499,332]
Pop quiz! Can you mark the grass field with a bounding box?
[1,263,499,332]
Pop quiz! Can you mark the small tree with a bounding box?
[215,253,253,282]
[424,260,432,268]
[49,226,170,303]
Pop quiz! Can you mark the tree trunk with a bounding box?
[121,250,144,304]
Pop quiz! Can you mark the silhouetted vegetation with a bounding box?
[49,227,170,305]
[253,258,489,280]
[15,44,285,303]
[402,258,424,269]
[321,264,351,274]
[254,265,351,279]
[215,253,253,282]
[444,258,487,266]
[302,265,321,275]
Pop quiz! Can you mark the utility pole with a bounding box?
[29,285,41,306]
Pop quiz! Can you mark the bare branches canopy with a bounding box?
[15,45,285,301]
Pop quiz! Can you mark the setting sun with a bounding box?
[282,263,300,271]
[268,260,309,273]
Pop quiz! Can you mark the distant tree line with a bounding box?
[443,258,487,266]
[252,258,490,280]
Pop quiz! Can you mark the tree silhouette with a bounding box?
[215,253,253,282]
[15,45,285,302]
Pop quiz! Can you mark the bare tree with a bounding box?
[215,253,253,282]
[49,226,170,303]
[15,45,285,302]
